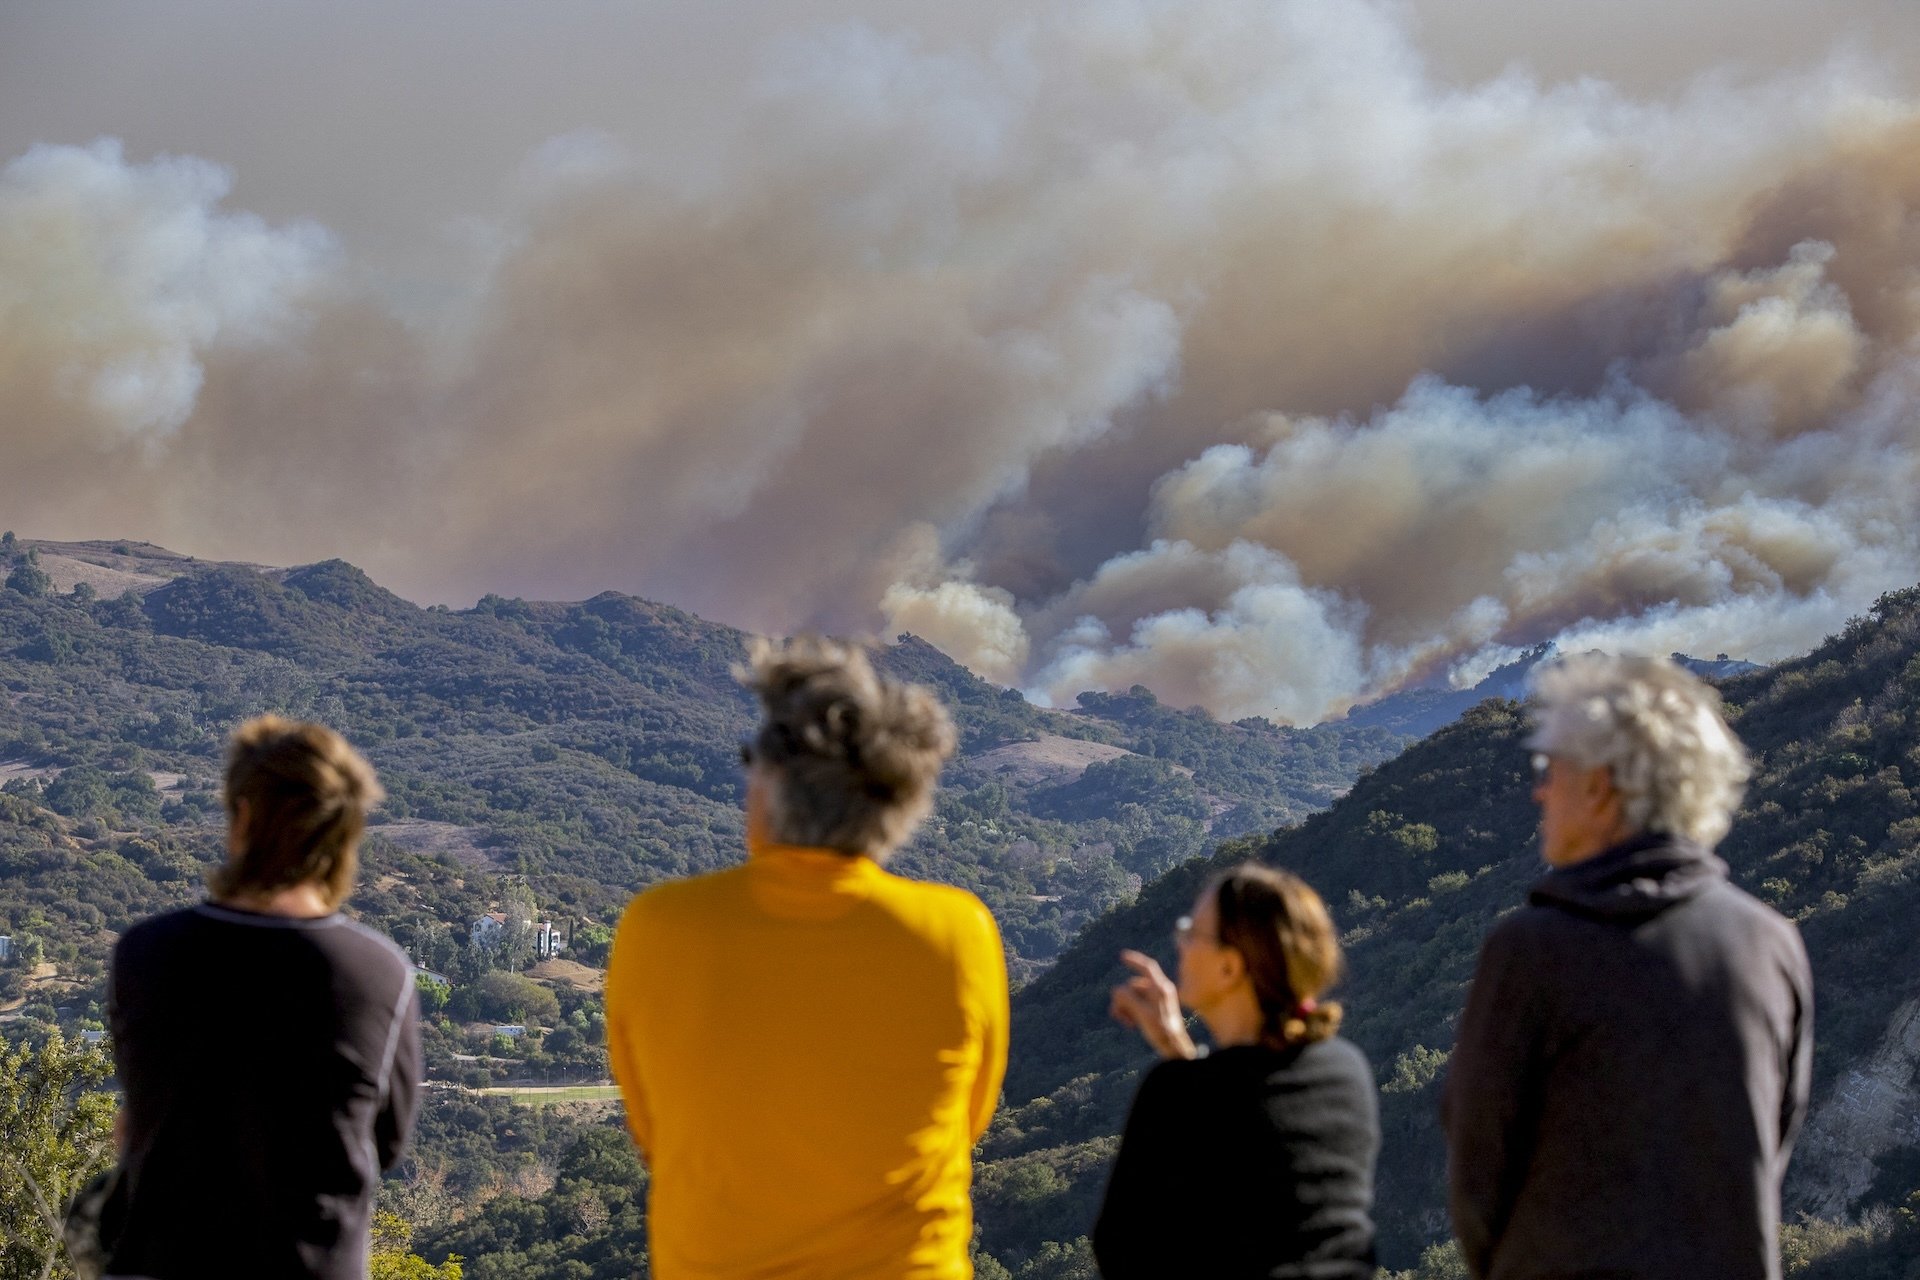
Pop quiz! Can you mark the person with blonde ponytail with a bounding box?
[1094,863,1378,1279]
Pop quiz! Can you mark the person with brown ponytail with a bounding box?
[1093,863,1379,1279]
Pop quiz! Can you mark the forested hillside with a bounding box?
[8,535,1913,1278]
[0,538,1405,994]
[0,537,1406,1279]
[979,586,1920,1276]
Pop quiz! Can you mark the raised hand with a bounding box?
[1109,949,1198,1060]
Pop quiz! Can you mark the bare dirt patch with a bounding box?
[22,964,85,1000]
[528,958,605,992]
[369,818,497,869]
[963,734,1139,787]
[0,760,58,785]
[478,1084,622,1112]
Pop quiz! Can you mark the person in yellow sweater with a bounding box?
[606,636,1010,1280]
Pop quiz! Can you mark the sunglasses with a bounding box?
[1172,915,1218,947]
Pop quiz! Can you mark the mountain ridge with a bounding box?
[0,537,1409,988]
[5,533,1900,1276]
[974,586,1920,1270]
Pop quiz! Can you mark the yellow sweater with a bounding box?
[605,843,1010,1280]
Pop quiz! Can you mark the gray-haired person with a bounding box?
[1443,653,1812,1280]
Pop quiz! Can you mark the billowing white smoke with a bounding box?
[4,0,1920,722]
[1026,362,1919,720]
[0,139,332,444]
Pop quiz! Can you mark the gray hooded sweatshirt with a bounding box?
[1442,833,1813,1280]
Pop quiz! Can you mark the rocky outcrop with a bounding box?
[1791,996,1920,1218]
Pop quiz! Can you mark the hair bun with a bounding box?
[739,636,956,856]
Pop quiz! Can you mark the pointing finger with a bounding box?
[1118,949,1169,981]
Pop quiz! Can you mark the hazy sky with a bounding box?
[5,0,1913,304]
[3,0,1918,720]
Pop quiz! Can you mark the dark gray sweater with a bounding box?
[1442,834,1813,1280]
[106,902,421,1280]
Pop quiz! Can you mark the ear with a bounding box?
[1580,764,1628,832]
[1216,943,1248,987]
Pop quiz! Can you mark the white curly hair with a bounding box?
[1526,652,1752,848]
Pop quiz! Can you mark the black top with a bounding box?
[106,902,422,1280]
[1094,1037,1380,1279]
[1443,833,1813,1280]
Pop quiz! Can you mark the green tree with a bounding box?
[500,883,541,971]
[6,552,52,598]
[1384,1241,1469,1280]
[370,1209,464,1279]
[569,921,615,967]
[416,972,452,1017]
[1381,1044,1450,1096]
[0,1030,117,1280]
[470,972,560,1027]
[12,934,48,970]
[1013,1238,1098,1280]
[973,1250,1015,1280]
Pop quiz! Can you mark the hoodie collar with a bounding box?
[1528,831,1728,923]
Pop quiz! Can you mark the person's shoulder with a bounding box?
[1155,1050,1284,1119]
[615,865,750,945]
[633,863,747,912]
[871,871,998,940]
[1137,1053,1212,1101]
[875,868,998,929]
[1468,903,1595,997]
[331,915,413,975]
[1297,1037,1380,1114]
[1701,876,1797,930]
[1482,901,1573,953]
[113,905,202,958]
[1696,877,1810,962]
[1300,1034,1373,1081]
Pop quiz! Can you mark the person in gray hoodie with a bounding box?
[1443,653,1812,1280]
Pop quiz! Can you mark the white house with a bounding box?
[470,912,509,948]
[470,913,564,959]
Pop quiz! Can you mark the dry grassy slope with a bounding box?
[960,734,1141,788]
[23,539,223,598]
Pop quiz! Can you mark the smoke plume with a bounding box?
[4,0,1920,722]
